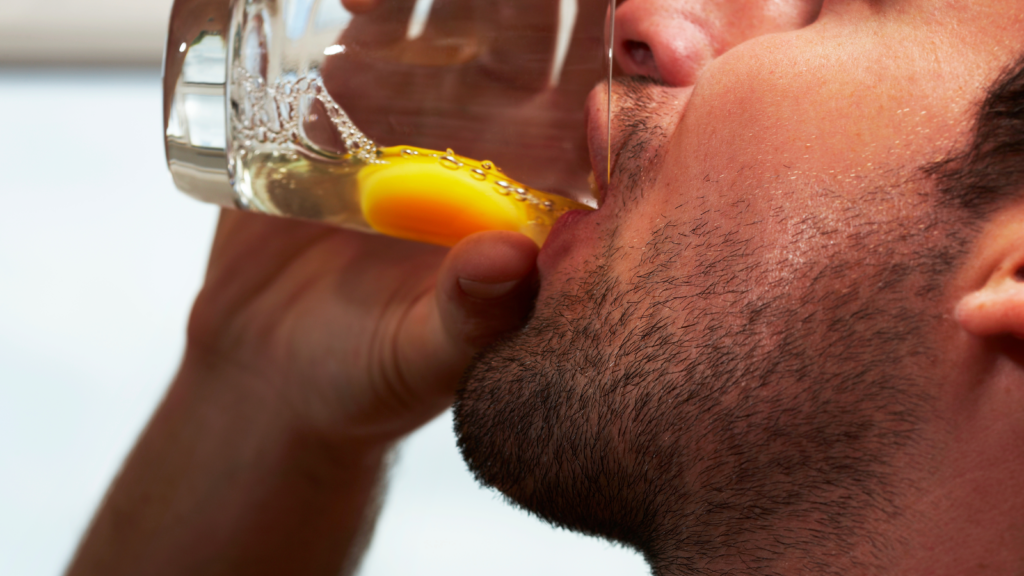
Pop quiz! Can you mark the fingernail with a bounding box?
[458,278,520,299]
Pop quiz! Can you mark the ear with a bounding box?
[956,235,1024,338]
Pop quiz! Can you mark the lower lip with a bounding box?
[538,209,591,271]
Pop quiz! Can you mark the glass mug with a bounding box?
[164,0,613,246]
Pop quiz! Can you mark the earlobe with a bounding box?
[956,262,1024,338]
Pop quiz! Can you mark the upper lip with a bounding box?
[585,82,611,209]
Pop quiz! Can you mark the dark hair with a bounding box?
[926,54,1024,217]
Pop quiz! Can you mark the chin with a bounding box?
[453,180,949,572]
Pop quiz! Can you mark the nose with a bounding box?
[613,0,823,87]
[613,0,712,86]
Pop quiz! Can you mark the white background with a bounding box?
[0,0,174,65]
[0,50,648,576]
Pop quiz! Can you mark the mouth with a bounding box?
[535,83,611,269]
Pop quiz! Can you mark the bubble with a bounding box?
[481,161,494,171]
[469,168,487,180]
[496,180,511,189]
[439,156,462,170]
[231,66,387,173]
[493,185,510,196]
[513,194,528,202]
[543,200,555,211]
[446,148,456,157]
[401,148,419,157]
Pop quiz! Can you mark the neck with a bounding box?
[647,437,1024,575]
[892,421,1024,574]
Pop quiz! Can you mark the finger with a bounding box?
[501,0,607,197]
[413,0,477,48]
[556,0,610,91]
[438,230,540,349]
[397,231,539,399]
[474,0,560,92]
[341,0,383,14]
[337,0,418,51]
[501,0,610,197]
[458,0,604,195]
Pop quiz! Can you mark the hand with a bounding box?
[187,210,538,447]
[66,212,539,576]
[322,0,610,200]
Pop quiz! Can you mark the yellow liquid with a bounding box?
[245,145,593,247]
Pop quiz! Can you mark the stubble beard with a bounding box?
[453,80,961,575]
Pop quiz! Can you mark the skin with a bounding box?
[69,0,1024,574]
[452,1,1024,572]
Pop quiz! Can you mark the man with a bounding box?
[69,0,1024,574]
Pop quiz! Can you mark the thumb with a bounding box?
[396,231,538,404]
[438,231,540,351]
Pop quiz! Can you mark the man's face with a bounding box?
[455,0,1024,572]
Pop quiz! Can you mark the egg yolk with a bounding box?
[357,146,592,247]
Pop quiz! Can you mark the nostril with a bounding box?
[623,40,657,75]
